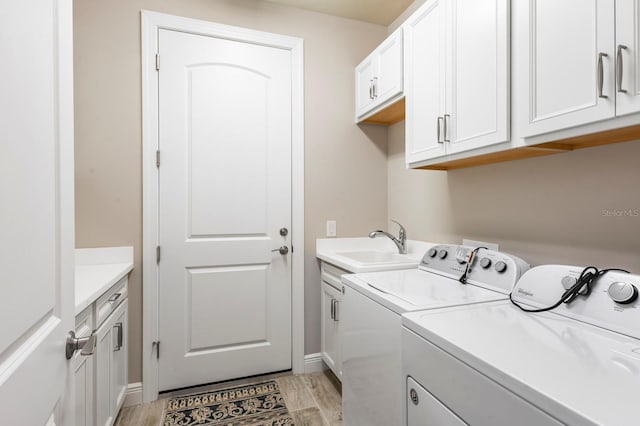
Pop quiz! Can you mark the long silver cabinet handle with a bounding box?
[333,300,339,322]
[437,116,444,144]
[598,52,608,99]
[114,322,123,351]
[369,80,374,99]
[444,114,450,142]
[617,45,627,93]
[330,299,335,320]
[373,77,378,98]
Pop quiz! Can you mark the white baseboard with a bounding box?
[304,353,328,374]
[124,382,143,407]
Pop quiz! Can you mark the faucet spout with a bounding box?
[368,221,407,254]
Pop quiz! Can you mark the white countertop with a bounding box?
[316,237,436,273]
[75,247,134,315]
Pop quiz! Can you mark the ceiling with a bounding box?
[264,0,415,26]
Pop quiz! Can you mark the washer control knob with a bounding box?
[428,248,438,258]
[480,258,492,269]
[561,276,578,290]
[608,282,638,304]
[494,261,507,273]
[438,249,448,259]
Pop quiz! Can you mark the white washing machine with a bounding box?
[402,265,640,426]
[341,244,529,426]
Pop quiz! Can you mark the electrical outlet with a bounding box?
[326,220,337,237]
[463,239,499,251]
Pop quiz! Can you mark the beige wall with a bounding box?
[74,0,388,383]
[388,121,640,271]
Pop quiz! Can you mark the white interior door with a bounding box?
[158,29,293,391]
[0,0,75,424]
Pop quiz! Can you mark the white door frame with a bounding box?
[141,10,305,403]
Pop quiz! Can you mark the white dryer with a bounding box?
[402,265,640,426]
[341,244,529,426]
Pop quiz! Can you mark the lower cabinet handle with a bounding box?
[333,300,339,322]
[598,52,608,99]
[114,322,123,351]
[330,299,335,320]
[617,45,627,93]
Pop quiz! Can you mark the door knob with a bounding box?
[272,246,289,255]
[66,331,97,360]
[279,227,288,237]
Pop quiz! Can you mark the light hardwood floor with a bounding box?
[114,370,342,426]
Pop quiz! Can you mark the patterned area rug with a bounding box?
[163,380,294,426]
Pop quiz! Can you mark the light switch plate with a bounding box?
[326,220,337,237]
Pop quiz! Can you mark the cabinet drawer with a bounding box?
[75,305,94,338]
[95,277,128,329]
[321,262,349,290]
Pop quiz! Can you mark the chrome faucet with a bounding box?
[368,220,407,254]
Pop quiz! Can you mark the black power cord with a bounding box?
[458,246,487,284]
[510,266,629,313]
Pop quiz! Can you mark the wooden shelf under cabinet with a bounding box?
[361,98,405,125]
[419,124,640,171]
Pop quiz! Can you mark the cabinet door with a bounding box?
[74,348,94,426]
[519,0,615,137]
[355,54,376,119]
[95,315,115,426]
[616,0,640,116]
[111,300,128,417]
[405,0,447,165]
[446,0,509,154]
[321,282,341,379]
[375,29,404,106]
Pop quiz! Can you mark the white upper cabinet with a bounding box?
[405,0,510,167]
[518,0,616,137]
[405,0,447,163]
[355,28,404,122]
[445,0,510,155]
[616,0,640,116]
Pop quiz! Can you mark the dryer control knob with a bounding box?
[428,248,437,258]
[608,282,638,304]
[494,261,507,273]
[561,276,578,290]
[438,249,448,259]
[480,258,492,269]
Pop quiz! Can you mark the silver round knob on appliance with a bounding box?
[561,276,578,290]
[428,248,438,258]
[438,249,448,259]
[480,258,492,269]
[607,282,638,304]
[494,261,507,273]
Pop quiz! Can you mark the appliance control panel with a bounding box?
[512,265,640,339]
[419,245,530,294]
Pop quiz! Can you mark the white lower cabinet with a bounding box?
[74,275,129,426]
[321,281,342,378]
[96,299,128,426]
[74,307,95,426]
[320,262,348,380]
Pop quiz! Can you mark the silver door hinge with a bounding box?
[152,341,160,359]
[156,149,160,167]
[155,54,160,71]
[156,245,161,263]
